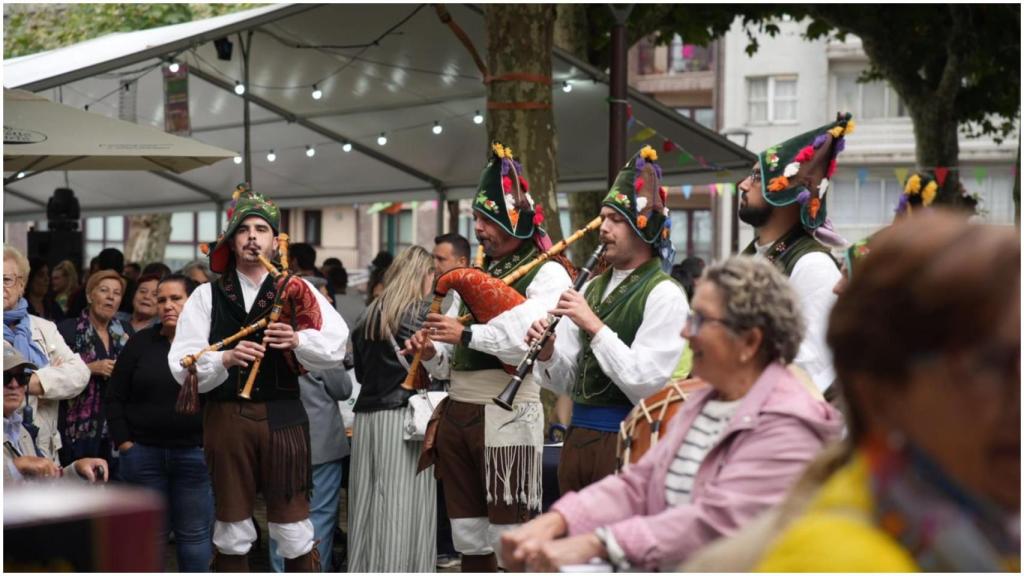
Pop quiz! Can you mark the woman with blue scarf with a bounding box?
[3,245,90,463]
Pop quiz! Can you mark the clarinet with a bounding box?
[494,243,607,411]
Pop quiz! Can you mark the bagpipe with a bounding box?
[401,215,604,391]
[175,233,323,414]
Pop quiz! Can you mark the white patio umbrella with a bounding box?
[3,89,236,177]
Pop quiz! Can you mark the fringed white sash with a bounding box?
[483,402,544,511]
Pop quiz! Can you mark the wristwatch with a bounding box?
[460,326,473,346]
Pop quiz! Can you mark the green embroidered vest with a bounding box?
[208,270,300,402]
[742,224,838,277]
[571,258,675,407]
[451,242,542,372]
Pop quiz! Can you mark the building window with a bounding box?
[833,71,908,120]
[303,209,322,246]
[676,107,715,130]
[163,210,218,271]
[747,76,798,124]
[669,208,713,264]
[667,35,712,73]
[84,215,126,264]
[378,209,413,255]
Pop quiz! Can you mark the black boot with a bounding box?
[211,551,249,572]
[461,553,498,573]
[283,542,320,573]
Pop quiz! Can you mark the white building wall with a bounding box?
[719,18,1018,256]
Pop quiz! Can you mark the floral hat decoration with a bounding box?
[472,142,544,240]
[758,112,855,233]
[602,145,671,245]
[200,183,281,273]
[895,171,940,217]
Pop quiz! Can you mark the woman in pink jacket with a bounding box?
[502,255,843,571]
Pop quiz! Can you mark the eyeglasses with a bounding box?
[683,310,735,336]
[748,167,762,183]
[3,370,31,388]
[2,274,24,287]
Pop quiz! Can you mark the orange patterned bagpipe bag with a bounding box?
[401,266,526,390]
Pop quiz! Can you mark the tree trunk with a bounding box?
[1014,144,1020,225]
[125,214,172,267]
[556,4,606,266]
[485,4,563,243]
[907,99,963,205]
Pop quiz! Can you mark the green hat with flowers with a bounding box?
[201,183,280,273]
[602,145,671,244]
[758,112,855,232]
[472,142,544,239]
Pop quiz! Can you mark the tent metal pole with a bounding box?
[436,187,446,234]
[607,5,633,186]
[240,31,253,186]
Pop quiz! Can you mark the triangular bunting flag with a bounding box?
[934,167,949,187]
[894,168,909,186]
[857,168,868,185]
[677,151,693,166]
[682,185,692,199]
[629,127,657,143]
[974,167,987,186]
[710,183,719,198]
[662,139,676,153]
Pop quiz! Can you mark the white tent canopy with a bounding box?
[3,4,754,221]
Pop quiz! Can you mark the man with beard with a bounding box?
[408,143,572,572]
[169,186,348,571]
[526,145,689,493]
[737,113,855,395]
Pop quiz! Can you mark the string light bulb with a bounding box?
[234,81,246,95]
[473,110,484,125]
[432,121,443,135]
[305,145,316,158]
[311,85,323,100]
[562,80,573,93]
[233,155,242,165]
[342,141,352,153]
[377,133,388,146]
[168,62,180,74]
[16,171,25,179]
[266,150,277,162]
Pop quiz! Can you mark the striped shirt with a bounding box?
[664,398,740,506]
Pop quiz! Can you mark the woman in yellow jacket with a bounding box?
[755,211,1020,572]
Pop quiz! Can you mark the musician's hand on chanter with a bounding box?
[422,313,464,345]
[405,330,437,361]
[525,318,556,362]
[72,458,109,483]
[550,289,604,336]
[264,322,300,350]
[223,340,266,369]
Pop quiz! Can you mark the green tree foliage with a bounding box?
[583,5,1020,206]
[4,3,255,58]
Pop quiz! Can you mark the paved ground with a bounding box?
[163,489,460,572]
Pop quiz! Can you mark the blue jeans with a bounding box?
[270,460,343,571]
[119,443,214,572]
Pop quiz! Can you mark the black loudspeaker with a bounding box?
[28,230,83,272]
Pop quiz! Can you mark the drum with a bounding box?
[616,378,708,470]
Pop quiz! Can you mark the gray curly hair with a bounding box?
[702,256,804,365]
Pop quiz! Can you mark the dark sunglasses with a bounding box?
[4,370,31,388]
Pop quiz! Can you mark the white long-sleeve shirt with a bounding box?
[533,267,690,405]
[422,260,572,403]
[752,245,840,393]
[168,270,349,393]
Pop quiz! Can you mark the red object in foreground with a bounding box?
[4,483,164,571]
